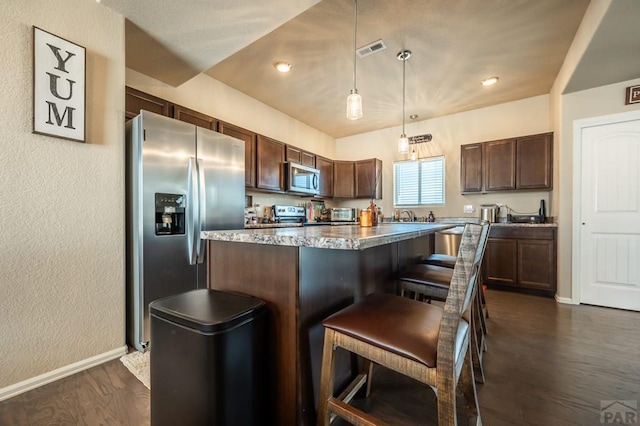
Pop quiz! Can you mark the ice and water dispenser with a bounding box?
[155,193,186,235]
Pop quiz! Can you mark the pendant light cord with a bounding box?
[402,53,405,135]
[352,0,357,91]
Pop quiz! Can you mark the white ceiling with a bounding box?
[103,0,640,139]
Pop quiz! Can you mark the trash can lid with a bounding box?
[149,289,265,333]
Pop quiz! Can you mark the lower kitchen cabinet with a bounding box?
[483,225,557,294]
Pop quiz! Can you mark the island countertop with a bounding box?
[201,222,454,250]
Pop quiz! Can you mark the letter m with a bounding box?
[45,101,76,129]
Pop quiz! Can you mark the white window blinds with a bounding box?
[394,156,445,206]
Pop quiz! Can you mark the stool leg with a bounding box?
[318,328,337,426]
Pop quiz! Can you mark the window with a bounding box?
[394,156,445,206]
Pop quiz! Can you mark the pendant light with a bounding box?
[397,50,411,153]
[346,0,363,120]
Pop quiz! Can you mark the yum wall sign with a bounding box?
[33,27,85,142]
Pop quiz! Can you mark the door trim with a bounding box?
[572,109,640,304]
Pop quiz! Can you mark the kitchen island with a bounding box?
[202,223,453,425]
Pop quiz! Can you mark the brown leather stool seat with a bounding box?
[323,292,467,369]
[422,253,457,269]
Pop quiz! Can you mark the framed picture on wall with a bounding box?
[32,26,86,142]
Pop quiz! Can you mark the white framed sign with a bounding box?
[33,26,86,142]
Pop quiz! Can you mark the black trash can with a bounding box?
[150,289,268,426]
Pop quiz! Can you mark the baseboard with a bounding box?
[0,345,127,402]
[555,294,576,305]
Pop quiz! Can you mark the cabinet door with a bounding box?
[173,105,216,130]
[316,156,334,198]
[301,151,316,168]
[484,139,516,191]
[460,143,483,193]
[125,86,171,120]
[483,238,517,286]
[355,158,382,199]
[516,133,553,190]
[518,239,556,291]
[256,135,285,191]
[219,121,257,188]
[333,161,355,198]
[285,145,302,164]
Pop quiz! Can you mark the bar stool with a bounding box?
[317,223,486,426]
[399,226,490,383]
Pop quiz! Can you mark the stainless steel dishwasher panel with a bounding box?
[434,226,464,256]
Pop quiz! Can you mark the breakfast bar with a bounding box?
[202,223,453,425]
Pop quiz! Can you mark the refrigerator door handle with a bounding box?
[196,158,207,264]
[187,157,198,265]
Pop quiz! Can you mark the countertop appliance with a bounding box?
[507,199,547,223]
[126,110,245,352]
[330,207,358,222]
[286,162,320,196]
[273,205,306,224]
[480,204,500,223]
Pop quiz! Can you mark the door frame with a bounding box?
[572,109,640,304]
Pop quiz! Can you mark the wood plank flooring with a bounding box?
[1,290,638,425]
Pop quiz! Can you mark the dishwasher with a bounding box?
[434,226,464,256]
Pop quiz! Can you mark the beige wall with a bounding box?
[126,69,336,159]
[0,0,125,392]
[335,95,553,219]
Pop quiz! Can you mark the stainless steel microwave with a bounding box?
[286,162,320,195]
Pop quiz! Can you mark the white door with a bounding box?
[578,113,640,311]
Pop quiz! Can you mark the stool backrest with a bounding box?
[436,223,489,364]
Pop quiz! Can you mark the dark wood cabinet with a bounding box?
[285,145,316,168]
[173,105,216,130]
[483,226,557,293]
[461,132,553,193]
[256,135,285,192]
[333,161,355,198]
[315,155,334,198]
[484,139,516,191]
[516,133,553,190]
[219,121,257,188]
[355,158,382,199]
[460,143,483,193]
[125,86,172,120]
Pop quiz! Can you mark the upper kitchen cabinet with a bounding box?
[460,143,483,193]
[516,133,553,190]
[460,132,553,193]
[125,86,172,120]
[285,145,316,168]
[485,139,517,191]
[333,160,355,198]
[173,105,217,130]
[355,158,382,199]
[256,135,285,192]
[315,155,334,198]
[219,121,257,188]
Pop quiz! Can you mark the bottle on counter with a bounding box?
[427,211,435,222]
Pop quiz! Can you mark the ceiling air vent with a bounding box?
[356,39,387,58]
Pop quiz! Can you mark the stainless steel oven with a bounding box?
[286,162,320,196]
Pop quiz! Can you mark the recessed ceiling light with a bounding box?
[481,76,499,86]
[410,114,419,120]
[274,62,292,73]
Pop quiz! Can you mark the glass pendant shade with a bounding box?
[410,148,417,161]
[398,134,409,154]
[346,90,363,120]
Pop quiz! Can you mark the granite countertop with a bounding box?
[202,223,454,250]
[490,222,557,228]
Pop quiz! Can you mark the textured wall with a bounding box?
[0,0,125,387]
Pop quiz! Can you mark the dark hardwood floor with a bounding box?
[1,290,638,425]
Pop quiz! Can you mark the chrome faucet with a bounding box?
[400,210,414,222]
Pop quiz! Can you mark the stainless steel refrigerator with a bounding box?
[126,110,245,352]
